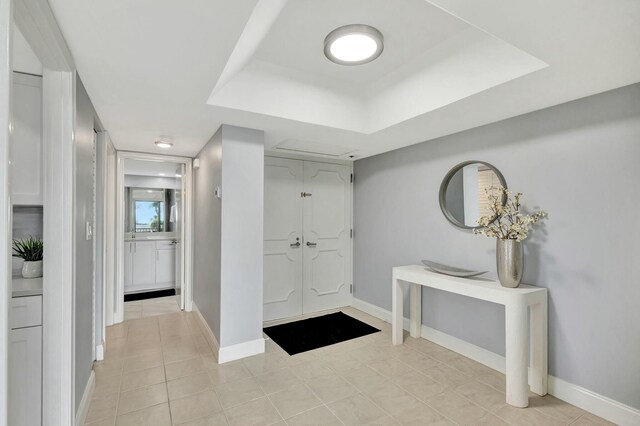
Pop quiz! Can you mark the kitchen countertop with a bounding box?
[125,235,178,242]
[12,276,43,298]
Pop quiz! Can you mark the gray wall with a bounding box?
[354,83,640,409]
[219,125,264,348]
[74,75,96,410]
[194,128,223,342]
[193,125,264,349]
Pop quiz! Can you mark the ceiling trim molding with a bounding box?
[14,0,74,71]
[209,0,288,98]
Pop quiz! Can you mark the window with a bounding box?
[134,200,165,233]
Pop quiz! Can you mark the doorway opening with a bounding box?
[113,153,193,323]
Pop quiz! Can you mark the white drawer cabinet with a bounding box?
[9,295,42,426]
[10,295,42,329]
[11,72,43,206]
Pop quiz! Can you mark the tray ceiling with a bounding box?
[47,0,640,159]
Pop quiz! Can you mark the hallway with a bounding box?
[83,308,608,426]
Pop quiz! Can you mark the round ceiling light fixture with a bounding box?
[324,24,384,65]
[155,135,174,149]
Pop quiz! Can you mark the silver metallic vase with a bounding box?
[496,239,523,288]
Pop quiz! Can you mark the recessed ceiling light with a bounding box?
[158,173,166,176]
[324,24,384,65]
[175,174,182,178]
[155,135,174,149]
[155,141,173,149]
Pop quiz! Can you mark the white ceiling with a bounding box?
[210,2,547,134]
[47,0,640,159]
[47,0,260,157]
[254,0,469,88]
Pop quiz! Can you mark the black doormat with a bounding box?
[263,311,380,356]
[124,288,175,302]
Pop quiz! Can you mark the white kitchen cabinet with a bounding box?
[131,241,156,286]
[11,72,43,206]
[155,246,176,285]
[9,295,42,426]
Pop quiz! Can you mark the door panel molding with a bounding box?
[263,157,304,321]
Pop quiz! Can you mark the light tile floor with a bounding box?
[124,295,181,320]
[86,307,613,426]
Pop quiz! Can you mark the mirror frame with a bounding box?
[438,160,507,230]
[125,186,173,234]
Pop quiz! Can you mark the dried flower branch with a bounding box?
[473,186,546,241]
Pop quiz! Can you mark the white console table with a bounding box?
[392,265,548,408]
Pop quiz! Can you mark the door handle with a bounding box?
[301,192,312,198]
[306,242,317,247]
[290,242,301,248]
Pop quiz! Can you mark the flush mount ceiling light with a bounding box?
[155,135,174,149]
[324,24,384,65]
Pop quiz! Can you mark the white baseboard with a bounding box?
[352,297,640,426]
[218,338,265,364]
[192,303,265,364]
[548,376,640,426]
[192,302,221,356]
[75,370,95,426]
[95,343,104,361]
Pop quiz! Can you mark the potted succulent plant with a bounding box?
[12,236,43,278]
[474,187,546,288]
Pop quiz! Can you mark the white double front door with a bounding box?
[264,157,352,321]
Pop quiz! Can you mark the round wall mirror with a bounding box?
[439,161,507,229]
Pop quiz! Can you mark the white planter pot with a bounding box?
[22,260,43,279]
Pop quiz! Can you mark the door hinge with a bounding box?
[350,284,353,294]
[350,229,353,238]
[350,173,353,183]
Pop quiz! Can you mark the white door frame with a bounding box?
[104,136,116,327]
[11,0,77,424]
[41,58,76,426]
[114,151,194,323]
[94,131,115,360]
[0,2,13,425]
